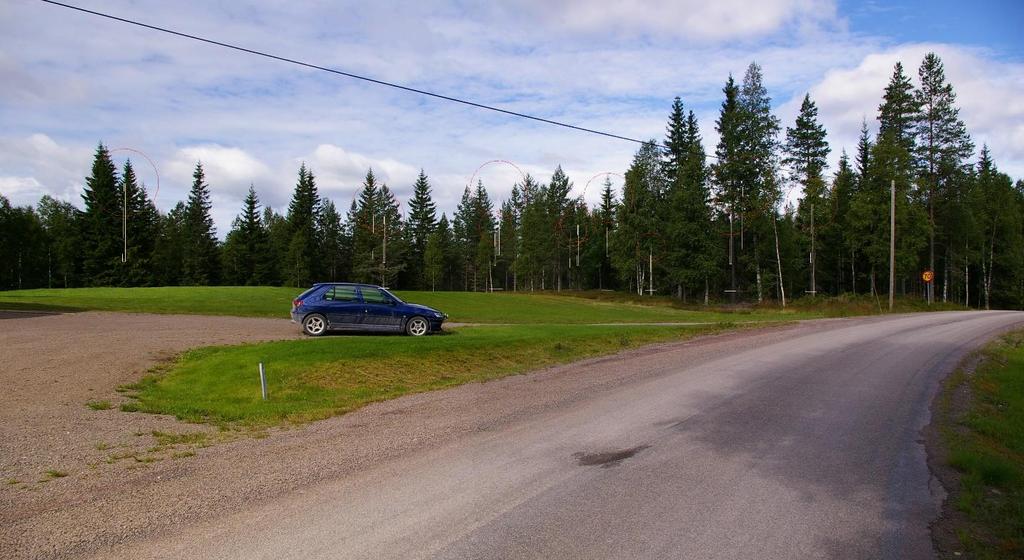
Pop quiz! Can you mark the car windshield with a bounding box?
[380,288,403,304]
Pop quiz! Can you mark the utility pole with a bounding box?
[889,179,895,312]
[648,248,654,296]
[122,181,127,263]
[728,211,736,303]
[809,202,815,296]
[382,212,387,288]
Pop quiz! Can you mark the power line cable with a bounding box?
[39,0,666,148]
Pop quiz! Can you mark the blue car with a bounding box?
[290,283,446,336]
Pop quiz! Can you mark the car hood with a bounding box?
[402,303,444,316]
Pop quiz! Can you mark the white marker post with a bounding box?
[258,362,268,401]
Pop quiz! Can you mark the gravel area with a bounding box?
[0,311,300,546]
[0,309,823,559]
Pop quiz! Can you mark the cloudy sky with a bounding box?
[2,0,1022,236]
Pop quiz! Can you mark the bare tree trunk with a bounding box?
[943,246,949,303]
[964,252,969,309]
[773,213,786,308]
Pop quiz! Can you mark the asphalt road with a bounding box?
[98,311,1023,560]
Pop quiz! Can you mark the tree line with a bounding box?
[2,53,1022,308]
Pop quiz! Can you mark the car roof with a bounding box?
[312,282,383,289]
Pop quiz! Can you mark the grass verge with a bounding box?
[938,329,1024,558]
[0,286,814,323]
[119,323,734,427]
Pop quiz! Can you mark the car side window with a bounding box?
[361,288,391,304]
[324,286,358,302]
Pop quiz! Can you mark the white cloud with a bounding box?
[0,134,91,206]
[1,0,1021,243]
[795,44,1024,178]
[509,0,838,41]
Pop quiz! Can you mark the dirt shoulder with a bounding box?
[0,309,839,559]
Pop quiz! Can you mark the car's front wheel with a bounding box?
[405,316,429,336]
[303,314,328,336]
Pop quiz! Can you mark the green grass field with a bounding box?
[121,324,733,426]
[0,286,816,323]
[941,330,1024,558]
[3,286,966,434]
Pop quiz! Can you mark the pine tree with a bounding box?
[405,170,437,288]
[284,164,321,287]
[182,162,220,285]
[80,143,121,286]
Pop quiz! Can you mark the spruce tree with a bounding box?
[318,199,345,282]
[856,118,873,187]
[737,62,782,301]
[713,75,744,299]
[663,97,689,179]
[377,183,406,287]
[0,197,48,289]
[222,185,271,285]
[120,160,159,286]
[425,214,454,291]
[497,198,519,290]
[547,166,573,290]
[405,170,437,288]
[154,202,187,285]
[351,169,382,284]
[914,53,974,302]
[825,152,856,293]
[611,141,664,294]
[182,162,220,285]
[284,164,321,287]
[878,62,919,154]
[664,102,716,302]
[37,195,80,288]
[516,175,550,290]
[80,143,121,286]
[784,93,830,295]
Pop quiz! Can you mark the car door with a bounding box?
[358,287,402,332]
[322,286,363,329]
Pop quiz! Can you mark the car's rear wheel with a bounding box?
[405,316,429,336]
[303,314,328,336]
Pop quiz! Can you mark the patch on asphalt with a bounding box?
[573,445,650,468]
